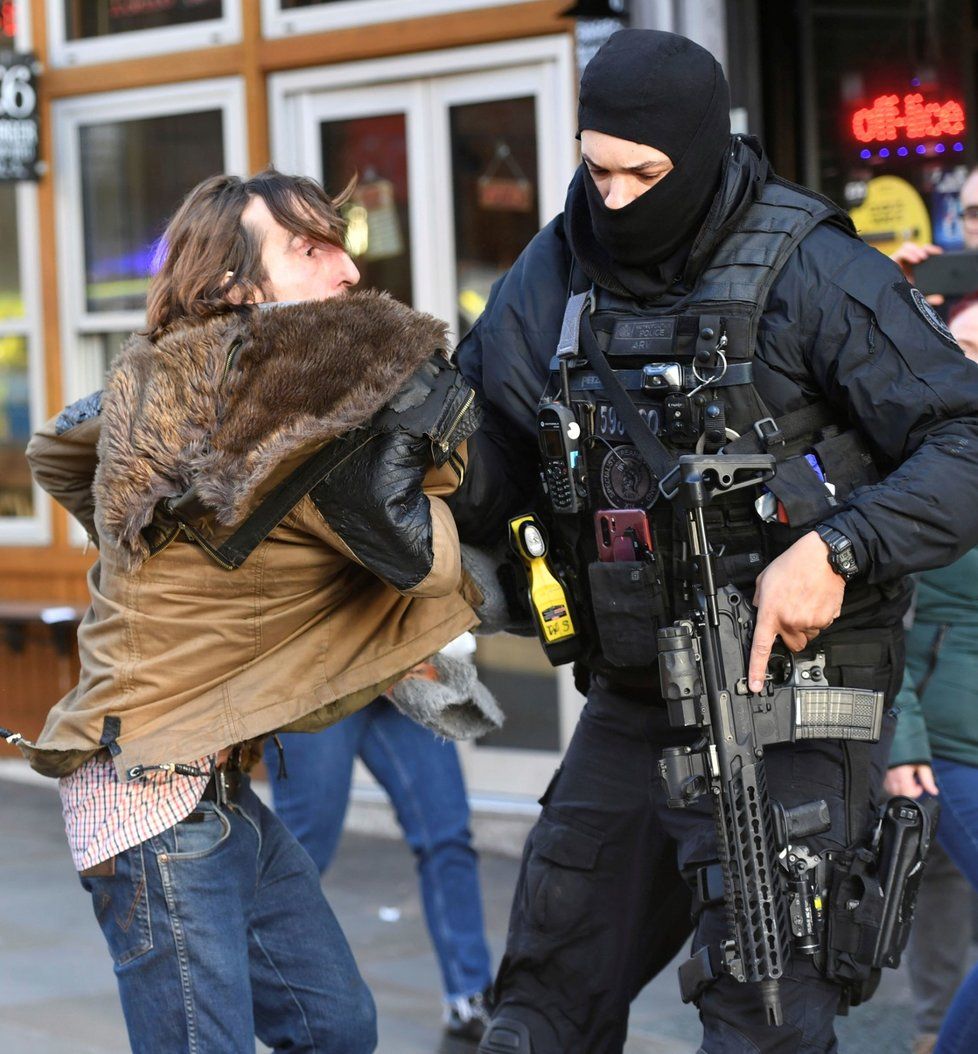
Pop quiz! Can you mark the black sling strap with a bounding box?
[563,291,676,484]
[163,430,378,570]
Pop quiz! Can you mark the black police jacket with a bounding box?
[450,137,978,633]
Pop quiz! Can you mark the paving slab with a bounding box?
[0,769,925,1053]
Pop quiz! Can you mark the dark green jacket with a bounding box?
[890,546,978,768]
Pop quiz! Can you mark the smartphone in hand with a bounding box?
[915,250,978,297]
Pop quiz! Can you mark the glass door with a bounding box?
[297,82,436,311]
[272,39,578,798]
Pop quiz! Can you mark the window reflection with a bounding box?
[0,335,31,517]
[79,109,224,313]
[0,184,22,319]
[64,0,223,40]
[0,0,15,47]
[449,96,539,335]
[474,635,560,752]
[320,113,413,306]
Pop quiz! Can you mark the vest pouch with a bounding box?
[813,429,879,502]
[765,454,838,528]
[587,561,665,668]
[823,845,883,1008]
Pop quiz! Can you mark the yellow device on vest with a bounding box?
[508,514,577,658]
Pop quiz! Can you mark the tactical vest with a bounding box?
[543,178,883,680]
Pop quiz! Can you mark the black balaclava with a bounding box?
[577,29,731,278]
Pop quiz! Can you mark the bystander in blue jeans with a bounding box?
[81,778,376,1054]
[264,697,493,1003]
[931,756,978,1054]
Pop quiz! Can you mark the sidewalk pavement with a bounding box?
[1,764,920,1053]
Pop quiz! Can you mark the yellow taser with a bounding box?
[508,514,580,664]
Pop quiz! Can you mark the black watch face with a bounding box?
[835,548,857,578]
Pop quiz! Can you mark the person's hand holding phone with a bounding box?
[891,241,945,305]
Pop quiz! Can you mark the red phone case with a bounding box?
[594,509,653,562]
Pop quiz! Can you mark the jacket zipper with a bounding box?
[437,387,476,454]
[219,340,241,389]
[178,520,237,570]
[447,449,466,486]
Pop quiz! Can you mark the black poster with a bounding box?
[0,51,38,182]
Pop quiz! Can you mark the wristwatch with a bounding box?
[814,523,859,583]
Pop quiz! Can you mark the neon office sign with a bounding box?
[851,93,966,144]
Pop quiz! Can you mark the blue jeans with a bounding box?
[80,778,377,1053]
[264,698,493,1000]
[931,756,978,1054]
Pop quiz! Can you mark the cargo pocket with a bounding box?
[523,815,603,935]
[588,560,665,668]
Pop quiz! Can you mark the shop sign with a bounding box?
[0,50,38,182]
[477,177,534,212]
[851,93,966,145]
[848,174,932,258]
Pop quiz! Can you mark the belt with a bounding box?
[198,766,243,806]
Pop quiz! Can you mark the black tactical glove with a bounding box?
[309,426,436,593]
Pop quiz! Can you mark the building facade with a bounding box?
[2,0,976,812]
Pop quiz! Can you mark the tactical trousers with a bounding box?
[485,646,901,1054]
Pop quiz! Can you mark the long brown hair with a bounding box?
[145,168,355,340]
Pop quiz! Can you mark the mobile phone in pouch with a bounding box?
[594,509,653,562]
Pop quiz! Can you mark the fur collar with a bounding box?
[94,291,448,567]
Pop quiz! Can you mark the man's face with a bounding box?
[580,129,674,210]
[960,171,978,251]
[241,195,360,302]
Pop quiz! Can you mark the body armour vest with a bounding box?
[541,178,885,682]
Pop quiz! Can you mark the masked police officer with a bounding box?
[449,29,978,1054]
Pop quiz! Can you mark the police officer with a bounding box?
[448,30,978,1054]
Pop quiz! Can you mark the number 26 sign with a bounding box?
[0,51,39,182]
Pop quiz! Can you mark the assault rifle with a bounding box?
[657,455,885,1026]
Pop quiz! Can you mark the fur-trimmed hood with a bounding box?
[94,291,449,566]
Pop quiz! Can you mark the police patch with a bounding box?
[600,445,655,508]
[910,286,956,344]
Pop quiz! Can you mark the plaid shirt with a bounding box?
[60,754,212,872]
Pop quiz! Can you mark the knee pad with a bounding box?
[478,1017,534,1054]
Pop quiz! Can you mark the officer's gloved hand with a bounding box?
[461,543,535,636]
[309,426,435,593]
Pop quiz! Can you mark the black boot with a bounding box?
[477,1017,534,1053]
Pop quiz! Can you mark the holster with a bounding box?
[824,794,939,1008]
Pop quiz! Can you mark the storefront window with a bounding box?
[0,0,17,47]
[320,113,413,307]
[474,635,561,752]
[0,184,22,319]
[63,0,223,40]
[808,0,971,256]
[449,95,539,335]
[0,177,32,521]
[79,109,225,313]
[266,0,505,37]
[0,333,30,517]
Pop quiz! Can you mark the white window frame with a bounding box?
[54,78,247,546]
[262,0,509,38]
[0,1,49,545]
[270,36,582,796]
[45,0,241,68]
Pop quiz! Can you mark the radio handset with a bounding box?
[538,402,583,515]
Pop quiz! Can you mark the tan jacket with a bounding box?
[20,294,480,779]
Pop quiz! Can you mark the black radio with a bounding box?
[538,402,583,514]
